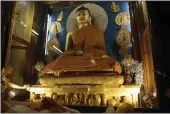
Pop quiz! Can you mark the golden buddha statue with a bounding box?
[29,6,140,108]
[41,6,122,76]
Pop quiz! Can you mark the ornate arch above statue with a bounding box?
[66,3,108,32]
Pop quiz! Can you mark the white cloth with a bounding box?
[6,105,36,113]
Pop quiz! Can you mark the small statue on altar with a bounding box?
[120,96,132,104]
[116,103,134,113]
[52,93,58,101]
[78,94,83,104]
[124,71,133,85]
[94,94,101,106]
[143,93,156,108]
[88,95,95,106]
[34,61,44,78]
[71,94,78,105]
[40,93,46,100]
[102,94,107,106]
[105,99,116,113]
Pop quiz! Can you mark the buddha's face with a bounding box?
[76,10,90,25]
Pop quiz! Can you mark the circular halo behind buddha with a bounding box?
[66,3,108,32]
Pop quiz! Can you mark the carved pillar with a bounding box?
[32,93,39,102]
[30,92,35,101]
[78,93,83,104]
[131,94,138,107]
[65,93,69,104]
[102,94,107,106]
[83,93,88,105]
[52,93,58,101]
[46,93,52,98]
[40,93,46,100]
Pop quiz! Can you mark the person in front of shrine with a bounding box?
[41,6,122,76]
[1,65,29,101]
[1,65,80,113]
[1,65,31,112]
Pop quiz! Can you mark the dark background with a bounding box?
[147,1,170,112]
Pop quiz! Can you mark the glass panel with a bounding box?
[8,1,35,85]
[12,1,34,42]
[9,49,26,85]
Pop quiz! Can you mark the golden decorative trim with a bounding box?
[39,75,124,86]
[110,2,120,13]
[29,85,140,107]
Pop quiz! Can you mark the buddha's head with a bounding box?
[76,6,91,26]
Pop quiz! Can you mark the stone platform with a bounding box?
[29,84,140,108]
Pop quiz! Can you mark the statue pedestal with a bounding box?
[29,84,140,107]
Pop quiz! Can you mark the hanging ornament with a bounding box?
[115,12,130,26]
[110,2,120,13]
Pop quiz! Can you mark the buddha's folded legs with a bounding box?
[41,53,122,76]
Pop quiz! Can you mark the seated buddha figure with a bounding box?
[41,6,122,76]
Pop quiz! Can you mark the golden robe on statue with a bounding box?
[42,25,122,75]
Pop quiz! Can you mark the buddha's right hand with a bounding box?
[76,49,83,56]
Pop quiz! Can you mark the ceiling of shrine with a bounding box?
[42,1,96,10]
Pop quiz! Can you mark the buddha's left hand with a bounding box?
[102,55,109,58]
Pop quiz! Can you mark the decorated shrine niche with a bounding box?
[3,1,159,111]
[31,2,142,108]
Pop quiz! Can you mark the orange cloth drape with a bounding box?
[43,25,122,75]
